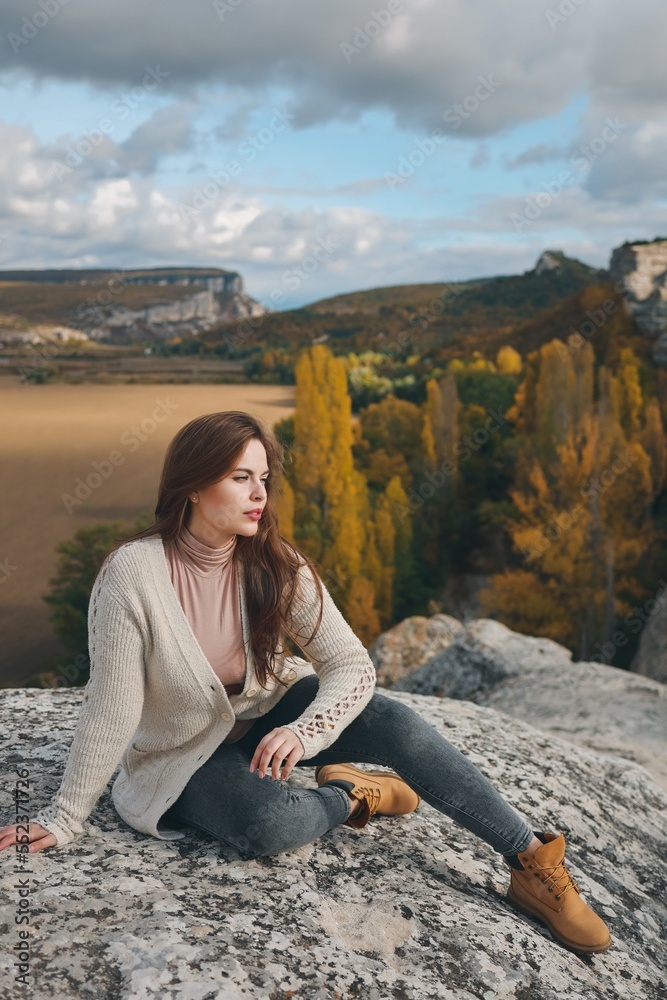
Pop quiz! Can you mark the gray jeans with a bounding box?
[163,675,535,860]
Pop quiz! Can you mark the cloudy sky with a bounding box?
[0,0,665,308]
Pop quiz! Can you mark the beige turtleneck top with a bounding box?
[163,522,255,744]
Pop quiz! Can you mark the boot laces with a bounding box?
[355,784,382,817]
[532,857,579,899]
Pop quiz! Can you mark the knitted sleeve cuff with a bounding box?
[30,806,79,848]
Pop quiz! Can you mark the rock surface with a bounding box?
[367,613,464,687]
[534,250,567,275]
[1,686,666,1000]
[630,581,667,685]
[390,618,667,792]
[0,266,267,345]
[609,238,667,365]
[83,284,265,342]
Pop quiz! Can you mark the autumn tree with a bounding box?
[481,337,658,661]
[274,474,295,543]
[422,373,460,505]
[291,345,380,640]
[640,399,667,501]
[356,393,422,489]
[496,345,523,376]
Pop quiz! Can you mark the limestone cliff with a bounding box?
[0,682,665,998]
[609,238,667,365]
[80,275,266,342]
[0,266,267,345]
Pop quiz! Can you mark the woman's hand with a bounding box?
[249,727,305,781]
[0,822,57,854]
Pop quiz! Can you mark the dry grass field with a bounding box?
[0,379,295,686]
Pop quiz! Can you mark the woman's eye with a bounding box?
[234,477,269,483]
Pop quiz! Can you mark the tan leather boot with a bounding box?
[315,763,421,829]
[506,832,612,954]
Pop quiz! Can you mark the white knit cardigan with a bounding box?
[32,536,377,846]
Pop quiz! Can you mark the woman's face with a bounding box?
[187,437,269,547]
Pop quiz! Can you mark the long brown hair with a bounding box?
[94,410,324,689]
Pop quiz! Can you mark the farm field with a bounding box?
[0,351,247,383]
[0,380,295,686]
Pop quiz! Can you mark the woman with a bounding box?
[0,410,611,956]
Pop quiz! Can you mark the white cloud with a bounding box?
[0,112,663,306]
[0,0,664,302]
[89,179,138,228]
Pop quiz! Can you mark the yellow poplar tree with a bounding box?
[640,399,667,500]
[292,347,330,556]
[421,407,437,468]
[614,348,643,439]
[292,345,377,632]
[274,474,295,543]
[384,474,418,618]
[293,347,334,497]
[320,353,365,583]
[421,374,460,511]
[496,345,523,376]
[423,374,460,472]
[532,340,578,454]
[365,490,396,628]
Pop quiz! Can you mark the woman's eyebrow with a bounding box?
[234,467,270,474]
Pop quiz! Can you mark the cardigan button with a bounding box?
[287,669,297,680]
[246,688,257,697]
[221,712,232,721]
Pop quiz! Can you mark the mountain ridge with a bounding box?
[304,248,606,316]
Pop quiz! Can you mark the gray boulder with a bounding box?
[390,618,667,792]
[1,686,666,999]
[630,583,667,684]
[367,613,465,687]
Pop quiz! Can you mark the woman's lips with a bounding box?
[244,511,262,520]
